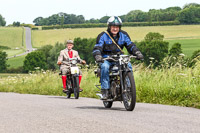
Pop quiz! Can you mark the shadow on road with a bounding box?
[76,106,126,111]
[48,96,76,100]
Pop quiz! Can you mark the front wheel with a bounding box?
[73,76,79,99]
[122,72,136,111]
[103,101,113,108]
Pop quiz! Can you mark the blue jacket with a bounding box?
[93,30,139,58]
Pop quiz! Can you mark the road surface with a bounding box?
[0,93,199,133]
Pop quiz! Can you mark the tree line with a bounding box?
[1,3,199,27]
[32,3,200,26]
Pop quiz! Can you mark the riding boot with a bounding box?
[101,89,109,100]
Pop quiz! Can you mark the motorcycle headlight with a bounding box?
[71,60,77,65]
[123,56,130,63]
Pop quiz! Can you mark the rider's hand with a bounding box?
[82,60,86,64]
[95,55,103,63]
[135,51,144,60]
[57,61,62,65]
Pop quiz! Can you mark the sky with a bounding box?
[0,0,200,25]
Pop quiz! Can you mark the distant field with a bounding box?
[32,25,200,47]
[168,39,200,57]
[4,49,26,57]
[0,27,24,48]
[7,55,26,68]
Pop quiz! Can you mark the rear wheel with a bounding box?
[73,76,79,99]
[122,72,136,111]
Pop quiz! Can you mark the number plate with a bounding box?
[70,67,79,74]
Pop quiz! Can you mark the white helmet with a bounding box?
[107,16,122,27]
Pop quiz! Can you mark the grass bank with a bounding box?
[0,62,200,109]
[7,55,26,68]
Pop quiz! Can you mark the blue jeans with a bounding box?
[100,60,132,89]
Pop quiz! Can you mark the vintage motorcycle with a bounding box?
[62,58,81,99]
[94,54,137,111]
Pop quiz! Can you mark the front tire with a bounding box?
[73,76,79,99]
[122,72,136,111]
[103,101,113,108]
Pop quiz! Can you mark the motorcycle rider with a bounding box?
[92,16,143,100]
[57,40,86,93]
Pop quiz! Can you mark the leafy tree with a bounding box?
[0,14,6,26]
[138,32,169,67]
[23,51,47,72]
[99,16,110,23]
[144,32,164,41]
[169,43,182,57]
[183,3,200,9]
[0,50,8,72]
[13,21,20,27]
[33,17,44,26]
[47,42,65,70]
[37,45,53,62]
[178,6,200,24]
[73,37,95,64]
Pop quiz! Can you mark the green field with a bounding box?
[32,25,200,47]
[4,49,26,57]
[7,55,26,68]
[168,39,200,57]
[32,25,200,57]
[0,27,26,57]
[0,27,25,48]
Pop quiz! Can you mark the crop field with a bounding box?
[168,39,200,57]
[0,27,24,48]
[32,25,200,46]
[31,25,200,57]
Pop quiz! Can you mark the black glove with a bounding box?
[95,55,103,63]
[135,51,144,60]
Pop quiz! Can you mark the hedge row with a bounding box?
[0,45,11,49]
[41,21,180,30]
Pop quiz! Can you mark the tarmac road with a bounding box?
[0,92,199,133]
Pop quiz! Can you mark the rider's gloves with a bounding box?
[95,55,103,63]
[135,51,144,60]
[57,61,62,65]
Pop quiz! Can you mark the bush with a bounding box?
[138,32,169,67]
[23,51,47,72]
[189,49,200,67]
[169,43,182,57]
[0,45,11,50]
[5,66,25,73]
[0,50,8,72]
[41,21,180,30]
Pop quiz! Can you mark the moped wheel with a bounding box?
[66,78,72,98]
[103,101,113,108]
[122,72,136,111]
[73,76,79,99]
[66,91,71,98]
